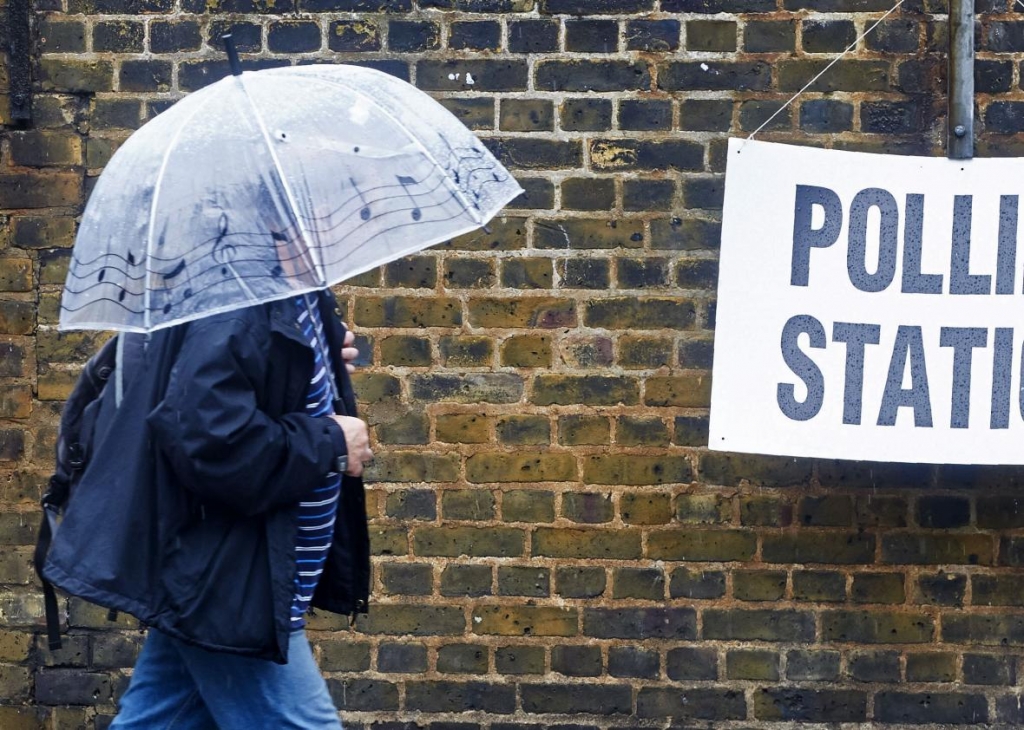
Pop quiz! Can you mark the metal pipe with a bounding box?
[948,0,974,159]
[7,0,32,124]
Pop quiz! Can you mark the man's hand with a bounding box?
[330,415,373,477]
[341,329,359,374]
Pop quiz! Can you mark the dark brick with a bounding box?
[328,20,382,51]
[541,0,654,12]
[93,21,145,53]
[449,21,501,51]
[495,645,544,675]
[509,21,559,53]
[389,20,440,52]
[612,567,665,600]
[497,566,550,597]
[728,648,779,680]
[441,565,492,597]
[666,646,717,680]
[301,0,408,8]
[508,178,556,209]
[560,98,613,131]
[755,689,866,722]
[551,645,601,677]
[560,259,610,289]
[268,21,321,53]
[536,61,651,92]
[906,652,956,682]
[849,650,900,682]
[802,20,855,53]
[744,20,795,52]
[438,98,494,131]
[500,100,554,132]
[637,687,746,720]
[417,60,528,92]
[875,692,988,724]
[381,563,433,596]
[978,496,1024,528]
[687,20,737,52]
[486,138,582,170]
[823,610,933,643]
[739,100,790,132]
[883,533,993,565]
[800,99,853,133]
[556,566,606,598]
[659,61,771,91]
[561,178,614,211]
[787,650,840,681]
[669,567,724,600]
[386,490,437,520]
[988,21,1024,52]
[38,20,86,53]
[779,60,889,92]
[619,100,672,131]
[683,177,724,210]
[608,646,658,679]
[851,572,905,604]
[565,20,618,53]
[867,19,920,52]
[179,59,285,91]
[521,683,631,716]
[705,609,814,642]
[150,21,202,52]
[625,20,679,51]
[591,139,702,171]
[663,0,774,10]
[35,669,111,705]
[208,21,262,52]
[862,100,926,134]
[378,642,428,673]
[584,608,695,640]
[327,679,399,711]
[964,653,1015,685]
[917,495,970,528]
[437,645,488,674]
[734,570,786,601]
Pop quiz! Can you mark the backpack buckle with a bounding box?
[66,443,85,470]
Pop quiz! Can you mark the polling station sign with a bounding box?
[710,138,1024,465]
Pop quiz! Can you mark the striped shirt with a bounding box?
[290,294,342,627]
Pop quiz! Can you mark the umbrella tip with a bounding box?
[222,34,242,77]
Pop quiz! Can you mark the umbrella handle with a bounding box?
[222,34,242,77]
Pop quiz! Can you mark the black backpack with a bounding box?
[33,334,134,650]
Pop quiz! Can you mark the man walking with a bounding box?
[43,288,372,729]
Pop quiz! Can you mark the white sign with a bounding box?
[711,138,1024,465]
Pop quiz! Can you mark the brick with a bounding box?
[586,298,696,330]
[551,644,601,676]
[734,570,786,601]
[650,529,755,561]
[851,573,905,604]
[739,100,790,132]
[666,646,716,680]
[590,139,702,171]
[917,495,970,528]
[508,20,559,53]
[37,59,114,93]
[503,490,554,523]
[35,669,110,705]
[978,496,1024,528]
[705,609,814,642]
[377,642,426,673]
[442,490,495,520]
[561,178,614,211]
[388,20,440,52]
[10,131,82,167]
[438,336,493,367]
[533,375,638,407]
[150,21,202,52]
[410,374,522,403]
[585,607,696,640]
[565,19,618,52]
[558,416,610,446]
[744,19,795,52]
[779,60,889,92]
[619,337,672,369]
[687,20,737,52]
[369,452,459,483]
[875,692,988,724]
[466,453,574,483]
[381,563,433,596]
[906,652,956,682]
[669,567,725,600]
[536,218,643,250]
[619,100,673,133]
[964,653,1015,685]
[93,21,145,52]
[441,565,492,597]
[755,689,866,722]
[609,646,658,678]
[556,567,605,598]
[541,0,654,12]
[498,566,549,597]
[355,296,461,328]
[473,606,576,636]
[560,98,613,132]
[449,21,501,51]
[301,0,410,9]
[119,61,173,93]
[535,527,641,559]
[438,98,494,131]
[701,453,812,487]
[417,60,528,92]
[868,19,920,53]
[787,650,840,681]
[469,296,575,327]
[0,303,33,336]
[414,526,524,557]
[674,493,728,524]
[882,533,993,565]
[824,610,933,644]
[802,19,855,53]
[355,605,464,636]
[370,526,408,556]
[584,455,691,487]
[327,679,399,711]
[763,532,874,565]
[443,259,494,289]
[652,217,720,252]
[561,492,612,524]
[659,61,770,91]
[500,100,554,133]
[728,648,779,680]
[849,650,900,682]
[437,644,488,674]
[972,574,1024,606]
[538,61,650,92]
[495,645,544,675]
[637,687,745,720]
[644,373,711,407]
[522,683,631,716]
[626,19,679,51]
[0,386,32,418]
[664,0,773,9]
[0,173,81,209]
[501,259,552,289]
[486,138,583,170]
[328,20,382,51]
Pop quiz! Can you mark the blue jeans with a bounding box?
[111,629,343,729]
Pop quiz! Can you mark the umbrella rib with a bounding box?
[233,74,325,284]
[143,88,221,331]
[284,72,485,227]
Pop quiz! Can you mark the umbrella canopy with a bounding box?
[60,64,523,332]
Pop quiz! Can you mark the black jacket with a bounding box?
[43,290,370,664]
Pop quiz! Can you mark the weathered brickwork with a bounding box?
[4,0,1024,727]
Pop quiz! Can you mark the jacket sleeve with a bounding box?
[147,314,347,516]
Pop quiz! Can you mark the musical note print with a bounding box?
[396,176,422,221]
[350,178,371,221]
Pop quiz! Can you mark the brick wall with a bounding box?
[3,0,1024,726]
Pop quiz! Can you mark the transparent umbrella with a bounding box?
[59,58,522,333]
